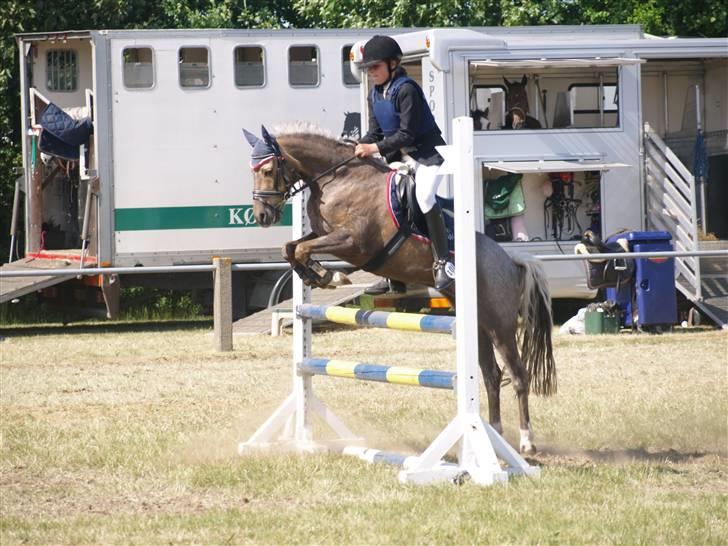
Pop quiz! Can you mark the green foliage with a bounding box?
[0,286,203,324]
[291,0,504,27]
[118,287,203,320]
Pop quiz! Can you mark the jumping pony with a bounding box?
[244,123,556,453]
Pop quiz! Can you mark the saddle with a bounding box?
[575,230,635,289]
[389,164,421,227]
[387,168,455,253]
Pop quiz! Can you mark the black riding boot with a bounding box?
[424,204,455,291]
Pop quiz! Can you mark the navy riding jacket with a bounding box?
[360,67,445,166]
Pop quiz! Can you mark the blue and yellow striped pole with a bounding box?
[297,304,454,334]
[299,358,455,390]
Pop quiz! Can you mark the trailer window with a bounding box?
[179,47,210,88]
[468,62,622,130]
[47,50,77,92]
[123,47,154,89]
[470,86,506,130]
[289,46,319,87]
[234,46,265,87]
[569,83,618,127]
[342,45,357,86]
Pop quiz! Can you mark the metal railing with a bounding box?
[0,261,348,278]
[2,250,726,350]
[2,251,725,278]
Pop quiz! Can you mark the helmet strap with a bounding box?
[386,59,399,81]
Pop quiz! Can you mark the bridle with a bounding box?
[251,151,359,211]
[251,155,302,213]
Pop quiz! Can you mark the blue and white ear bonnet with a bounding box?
[243,125,281,171]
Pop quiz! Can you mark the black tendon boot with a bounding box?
[424,204,455,291]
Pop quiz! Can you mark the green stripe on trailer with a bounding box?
[114,204,292,231]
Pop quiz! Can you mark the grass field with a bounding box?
[1,321,726,545]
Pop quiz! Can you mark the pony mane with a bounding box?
[273,121,355,161]
[273,122,338,141]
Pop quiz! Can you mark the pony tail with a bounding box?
[514,254,557,396]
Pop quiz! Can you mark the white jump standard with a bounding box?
[239,117,539,486]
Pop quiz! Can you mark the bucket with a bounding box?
[585,309,620,335]
[584,309,604,334]
[602,314,620,334]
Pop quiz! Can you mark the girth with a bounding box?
[359,172,419,274]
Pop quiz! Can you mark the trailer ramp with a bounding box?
[643,125,728,329]
[694,241,728,329]
[0,255,81,303]
[232,270,380,335]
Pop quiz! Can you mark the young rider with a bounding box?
[354,35,455,292]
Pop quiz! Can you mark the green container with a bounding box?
[584,310,604,334]
[585,309,620,335]
[602,314,620,334]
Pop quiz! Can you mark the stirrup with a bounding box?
[433,259,455,290]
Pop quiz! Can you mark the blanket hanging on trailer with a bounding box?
[38,102,93,161]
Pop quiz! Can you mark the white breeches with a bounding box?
[403,157,447,214]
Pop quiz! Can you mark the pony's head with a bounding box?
[243,125,292,227]
[504,75,530,128]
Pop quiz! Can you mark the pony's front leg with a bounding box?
[293,231,355,288]
[283,233,323,287]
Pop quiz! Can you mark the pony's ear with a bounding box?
[521,74,528,86]
[503,76,510,87]
[242,128,261,148]
[261,125,281,155]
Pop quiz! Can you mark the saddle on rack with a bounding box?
[575,230,635,289]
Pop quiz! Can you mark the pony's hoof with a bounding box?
[330,272,352,286]
[520,426,536,454]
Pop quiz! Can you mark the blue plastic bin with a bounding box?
[606,231,677,328]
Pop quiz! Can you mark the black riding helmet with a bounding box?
[360,35,402,69]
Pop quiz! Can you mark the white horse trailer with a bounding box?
[351,25,727,325]
[5,28,385,316]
